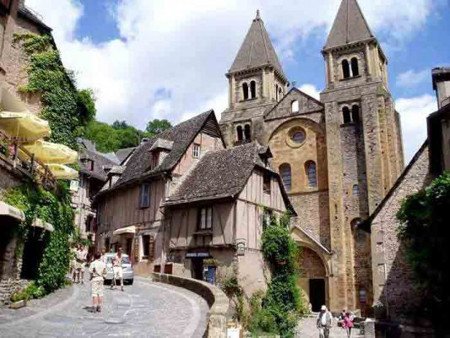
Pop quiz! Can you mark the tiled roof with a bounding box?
[229,11,286,79]
[116,147,135,164]
[78,146,119,182]
[324,0,373,49]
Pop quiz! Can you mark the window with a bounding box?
[306,161,317,188]
[342,59,350,79]
[343,106,351,123]
[244,124,251,141]
[275,84,279,101]
[279,163,292,191]
[263,173,271,194]
[250,81,256,99]
[351,105,360,123]
[193,143,201,158]
[243,82,249,100]
[351,57,359,77]
[353,184,359,196]
[198,207,213,230]
[142,235,151,258]
[139,183,150,208]
[236,125,243,141]
[279,88,283,99]
[290,127,306,144]
[291,100,299,113]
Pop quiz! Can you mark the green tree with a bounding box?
[397,172,450,334]
[145,119,172,137]
[84,121,121,153]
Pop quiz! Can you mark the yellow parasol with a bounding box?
[46,163,78,180]
[0,87,50,141]
[22,140,78,165]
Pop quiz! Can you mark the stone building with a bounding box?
[94,111,293,293]
[362,68,450,325]
[220,0,404,313]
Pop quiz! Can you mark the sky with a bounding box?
[26,0,450,162]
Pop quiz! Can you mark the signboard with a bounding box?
[186,251,210,258]
[69,180,79,192]
[236,238,246,256]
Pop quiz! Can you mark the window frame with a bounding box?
[198,206,213,230]
[305,161,318,188]
[279,163,292,192]
[242,82,249,100]
[139,183,151,209]
[263,172,271,194]
[192,143,201,158]
[291,100,300,113]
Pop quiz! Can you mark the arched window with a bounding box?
[291,100,299,113]
[244,124,251,141]
[352,184,359,196]
[342,59,350,79]
[250,81,256,99]
[279,163,292,191]
[305,161,317,188]
[275,84,279,101]
[342,106,351,124]
[279,87,283,100]
[352,105,360,123]
[243,83,249,100]
[351,57,359,77]
[236,125,243,141]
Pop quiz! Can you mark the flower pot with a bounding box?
[9,299,27,309]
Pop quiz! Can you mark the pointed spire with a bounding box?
[228,11,286,79]
[325,0,374,49]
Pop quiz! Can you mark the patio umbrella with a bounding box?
[46,163,78,180]
[22,140,78,165]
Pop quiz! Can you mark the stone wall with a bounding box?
[370,144,431,321]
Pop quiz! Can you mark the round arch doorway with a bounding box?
[298,246,328,312]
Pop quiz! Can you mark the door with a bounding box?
[191,258,204,280]
[309,279,326,312]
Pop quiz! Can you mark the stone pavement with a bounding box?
[296,315,364,338]
[0,276,209,337]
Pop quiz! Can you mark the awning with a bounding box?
[22,140,78,165]
[0,111,51,142]
[46,163,78,180]
[32,218,54,232]
[113,226,136,236]
[0,201,25,221]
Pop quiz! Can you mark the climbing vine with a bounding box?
[4,183,75,295]
[397,172,450,333]
[249,212,305,338]
[13,33,95,149]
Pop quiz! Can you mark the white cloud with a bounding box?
[298,84,321,100]
[25,0,438,130]
[396,69,430,88]
[396,94,437,162]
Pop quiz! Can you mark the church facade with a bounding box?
[220,0,404,314]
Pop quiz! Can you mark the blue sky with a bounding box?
[27,0,450,161]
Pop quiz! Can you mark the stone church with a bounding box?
[220,0,404,314]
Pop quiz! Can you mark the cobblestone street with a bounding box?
[0,276,208,338]
[296,315,364,338]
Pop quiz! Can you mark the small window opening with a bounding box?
[343,106,351,124]
[139,183,150,208]
[263,173,271,194]
[342,59,350,79]
[306,161,317,188]
[279,163,292,192]
[353,184,359,196]
[198,207,213,230]
[351,57,359,77]
[236,125,243,141]
[193,143,201,158]
[352,105,360,123]
[291,100,299,113]
[244,124,251,141]
[243,82,249,100]
[275,84,279,101]
[250,81,256,99]
[142,235,150,259]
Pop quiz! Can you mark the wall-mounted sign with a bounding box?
[236,238,246,256]
[186,251,210,258]
[69,180,79,192]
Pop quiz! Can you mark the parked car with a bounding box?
[103,253,134,285]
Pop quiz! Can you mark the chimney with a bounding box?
[432,67,450,109]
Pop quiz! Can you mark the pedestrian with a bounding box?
[70,245,77,283]
[338,309,346,327]
[111,246,124,291]
[76,245,87,284]
[342,311,354,337]
[317,305,332,338]
[89,251,106,313]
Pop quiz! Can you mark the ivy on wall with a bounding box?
[397,172,450,333]
[4,183,75,295]
[13,33,95,149]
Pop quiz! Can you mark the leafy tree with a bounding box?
[146,119,172,137]
[397,172,450,334]
[84,120,121,153]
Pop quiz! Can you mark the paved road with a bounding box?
[0,276,209,338]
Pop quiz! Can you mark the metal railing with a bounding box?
[0,130,56,189]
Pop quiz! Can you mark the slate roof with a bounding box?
[116,147,135,164]
[111,110,219,190]
[165,142,295,214]
[325,0,374,49]
[229,11,286,79]
[79,148,119,182]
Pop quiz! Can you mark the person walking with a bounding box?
[89,251,106,313]
[76,245,88,284]
[317,305,332,338]
[342,311,354,337]
[111,247,124,291]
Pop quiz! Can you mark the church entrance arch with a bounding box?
[298,246,328,312]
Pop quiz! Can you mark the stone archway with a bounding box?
[298,246,328,312]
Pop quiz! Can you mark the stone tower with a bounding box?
[320,0,404,311]
[220,10,289,147]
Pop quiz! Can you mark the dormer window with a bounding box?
[193,143,201,158]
